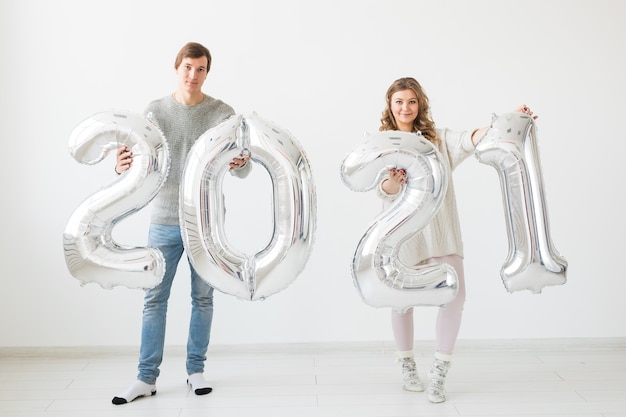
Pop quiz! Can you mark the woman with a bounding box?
[377,77,534,403]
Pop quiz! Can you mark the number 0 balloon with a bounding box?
[475,112,567,293]
[341,131,458,311]
[63,111,170,289]
[180,113,316,300]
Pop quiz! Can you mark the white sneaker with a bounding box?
[427,356,451,403]
[398,356,425,392]
[112,380,156,405]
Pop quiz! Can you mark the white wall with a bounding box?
[1,0,624,347]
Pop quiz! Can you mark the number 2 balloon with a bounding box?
[63,111,170,290]
[341,131,458,312]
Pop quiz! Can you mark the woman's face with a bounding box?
[390,89,419,132]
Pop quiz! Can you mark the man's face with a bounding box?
[176,56,209,95]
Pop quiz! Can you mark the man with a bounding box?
[112,41,249,405]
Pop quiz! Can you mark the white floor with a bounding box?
[0,338,625,417]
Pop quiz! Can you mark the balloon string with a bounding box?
[238,117,251,156]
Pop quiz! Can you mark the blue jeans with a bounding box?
[137,224,214,384]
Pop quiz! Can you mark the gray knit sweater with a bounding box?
[146,94,235,226]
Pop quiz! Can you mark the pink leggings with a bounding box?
[391,255,466,355]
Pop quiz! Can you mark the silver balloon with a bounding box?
[475,112,567,293]
[180,113,316,300]
[63,110,170,289]
[341,131,458,311]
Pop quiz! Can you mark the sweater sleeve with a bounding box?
[439,128,475,171]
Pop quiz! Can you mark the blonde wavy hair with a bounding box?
[379,77,439,145]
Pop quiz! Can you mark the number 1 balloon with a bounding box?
[180,113,316,301]
[475,112,567,293]
[63,111,170,290]
[341,131,458,312]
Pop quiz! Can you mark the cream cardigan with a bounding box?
[378,128,475,266]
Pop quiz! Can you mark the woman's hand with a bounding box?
[516,104,538,119]
[115,145,133,174]
[381,167,406,195]
[473,104,538,146]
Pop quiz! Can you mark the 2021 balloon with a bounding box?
[475,112,567,293]
[341,131,458,312]
[180,113,316,301]
[63,111,170,290]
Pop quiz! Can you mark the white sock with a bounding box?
[396,350,414,360]
[112,380,156,405]
[434,352,453,362]
[187,372,212,395]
